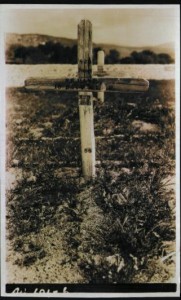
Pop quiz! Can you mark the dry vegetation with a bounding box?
[6,80,176,283]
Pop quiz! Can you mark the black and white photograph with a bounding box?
[0,3,180,297]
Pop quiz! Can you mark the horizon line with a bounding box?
[6,32,175,49]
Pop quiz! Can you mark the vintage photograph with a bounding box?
[0,4,180,296]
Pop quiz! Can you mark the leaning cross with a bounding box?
[25,19,149,179]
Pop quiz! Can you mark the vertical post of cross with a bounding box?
[78,20,96,179]
[78,20,92,79]
[79,92,95,178]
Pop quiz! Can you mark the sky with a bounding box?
[1,5,179,47]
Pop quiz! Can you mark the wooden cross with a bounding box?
[25,19,149,179]
[78,20,95,179]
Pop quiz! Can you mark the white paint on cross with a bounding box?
[79,92,95,178]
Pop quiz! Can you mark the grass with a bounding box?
[6,80,176,283]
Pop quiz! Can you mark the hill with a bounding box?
[5,33,77,48]
[5,33,175,64]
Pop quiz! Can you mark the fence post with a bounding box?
[78,20,95,179]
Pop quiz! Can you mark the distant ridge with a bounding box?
[6,33,77,48]
[5,33,175,61]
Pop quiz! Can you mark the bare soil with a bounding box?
[5,64,175,87]
[6,79,176,283]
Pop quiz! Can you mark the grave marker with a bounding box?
[97,50,106,102]
[78,20,95,178]
[24,19,149,179]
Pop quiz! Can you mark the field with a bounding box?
[5,65,176,284]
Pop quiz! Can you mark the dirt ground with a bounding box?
[5,78,176,284]
[5,64,175,87]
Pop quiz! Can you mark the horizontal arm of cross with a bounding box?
[25,77,149,93]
